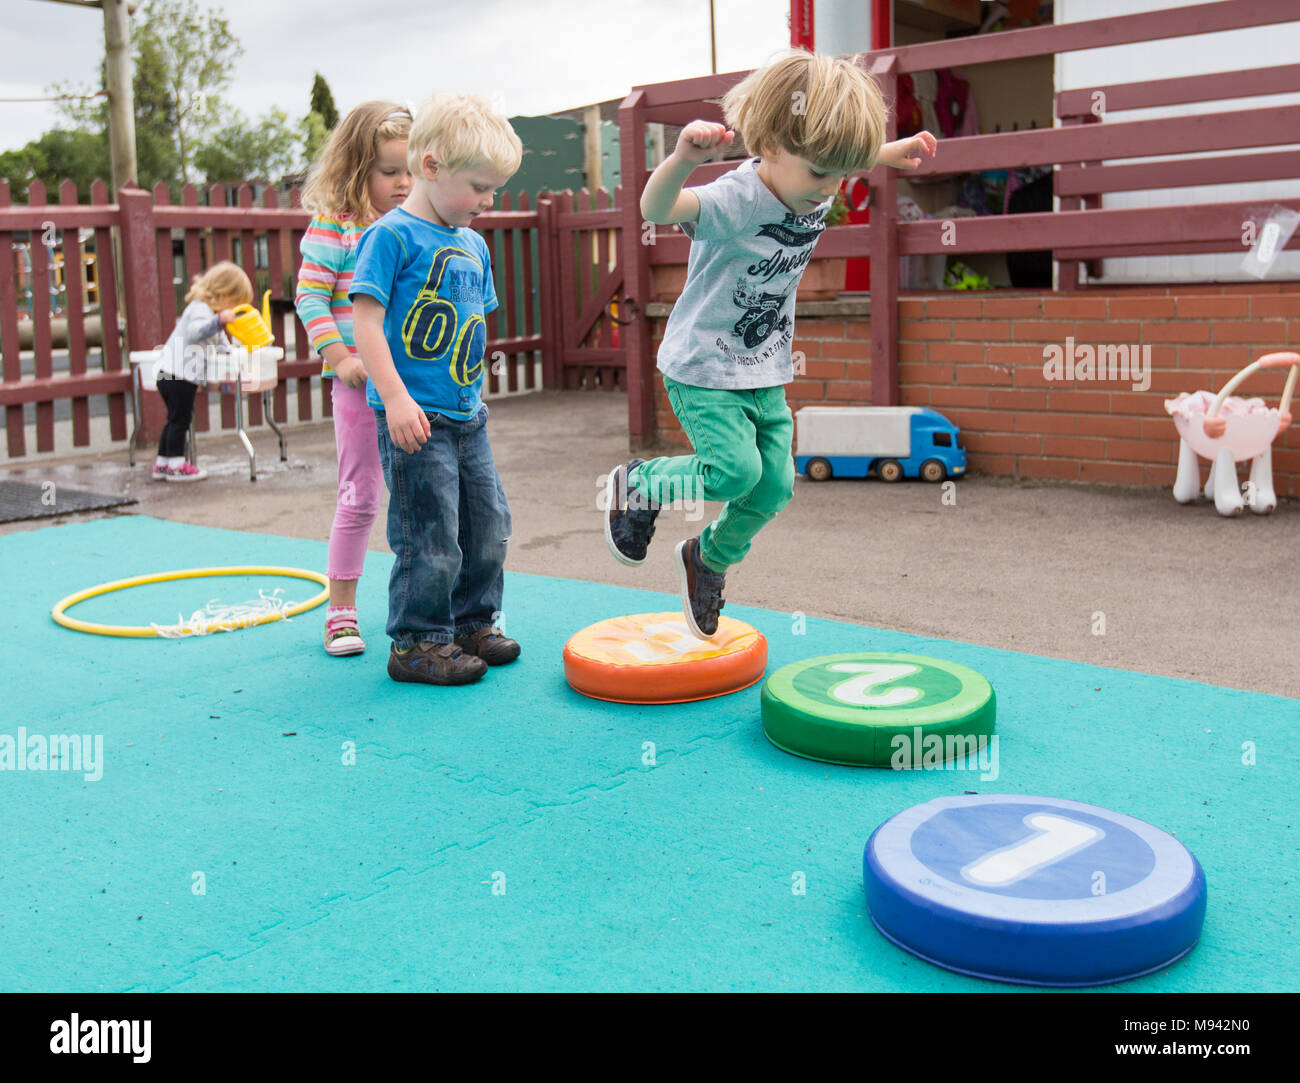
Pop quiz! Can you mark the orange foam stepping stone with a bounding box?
[563,612,768,704]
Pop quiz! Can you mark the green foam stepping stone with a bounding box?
[761,652,996,767]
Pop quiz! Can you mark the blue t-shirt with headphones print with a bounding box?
[350,206,498,420]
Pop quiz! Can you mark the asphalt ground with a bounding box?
[4,388,1296,699]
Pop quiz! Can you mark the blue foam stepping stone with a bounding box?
[863,794,1207,987]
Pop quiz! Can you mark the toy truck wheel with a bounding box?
[805,457,833,482]
[878,459,904,483]
[920,459,947,483]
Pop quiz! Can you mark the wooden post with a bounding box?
[519,192,537,391]
[1056,114,1102,290]
[584,105,603,192]
[535,195,558,388]
[709,0,717,73]
[618,89,653,446]
[29,182,54,452]
[868,55,899,406]
[61,180,90,447]
[90,178,128,443]
[101,0,137,381]
[263,184,289,425]
[102,0,137,197]
[117,184,167,449]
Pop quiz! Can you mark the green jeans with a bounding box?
[631,376,795,572]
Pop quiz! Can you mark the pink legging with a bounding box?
[328,378,383,581]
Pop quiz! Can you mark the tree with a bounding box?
[0,147,39,199]
[133,0,242,185]
[52,0,228,193]
[38,1,320,195]
[194,107,300,185]
[129,23,183,190]
[0,130,110,203]
[302,109,330,167]
[309,74,338,131]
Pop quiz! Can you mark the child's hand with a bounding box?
[879,131,938,170]
[387,392,431,453]
[218,309,236,325]
[674,121,735,165]
[333,355,368,389]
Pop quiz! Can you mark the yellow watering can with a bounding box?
[226,290,274,349]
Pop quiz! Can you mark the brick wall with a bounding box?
[643,284,1300,498]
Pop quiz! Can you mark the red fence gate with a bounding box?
[542,186,628,390]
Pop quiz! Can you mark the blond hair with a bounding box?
[185,261,253,309]
[722,50,887,173]
[407,93,522,177]
[301,101,412,222]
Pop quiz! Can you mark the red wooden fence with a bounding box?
[0,179,125,456]
[0,182,552,458]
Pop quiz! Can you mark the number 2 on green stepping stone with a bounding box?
[827,662,922,707]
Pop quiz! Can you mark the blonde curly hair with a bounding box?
[301,101,412,223]
[185,261,252,309]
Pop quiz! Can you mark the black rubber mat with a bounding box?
[0,480,136,524]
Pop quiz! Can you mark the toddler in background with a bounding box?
[152,260,253,482]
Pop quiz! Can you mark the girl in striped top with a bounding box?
[296,102,412,656]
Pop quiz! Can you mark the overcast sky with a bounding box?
[0,0,794,153]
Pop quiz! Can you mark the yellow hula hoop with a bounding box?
[51,566,329,638]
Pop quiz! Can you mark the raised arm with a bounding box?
[876,131,938,170]
[640,120,736,225]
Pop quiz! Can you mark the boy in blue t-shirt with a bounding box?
[352,93,524,686]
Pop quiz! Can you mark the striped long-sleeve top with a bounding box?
[295,214,366,377]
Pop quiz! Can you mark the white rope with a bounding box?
[151,588,294,638]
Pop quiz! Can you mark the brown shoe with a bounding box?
[454,626,521,666]
[388,641,487,685]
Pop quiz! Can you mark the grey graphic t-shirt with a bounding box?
[657,157,829,389]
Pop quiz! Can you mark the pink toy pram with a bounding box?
[1165,351,1297,516]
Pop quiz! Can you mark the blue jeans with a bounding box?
[375,405,512,649]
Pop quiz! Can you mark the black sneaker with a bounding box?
[604,458,660,566]
[675,536,726,639]
[388,641,487,685]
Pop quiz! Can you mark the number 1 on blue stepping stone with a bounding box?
[964,812,1104,886]
[864,794,1207,987]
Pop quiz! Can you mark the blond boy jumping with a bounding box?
[605,50,936,637]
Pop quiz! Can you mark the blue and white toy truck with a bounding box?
[795,406,966,483]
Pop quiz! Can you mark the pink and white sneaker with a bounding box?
[151,462,170,481]
[324,619,365,656]
[164,462,208,482]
